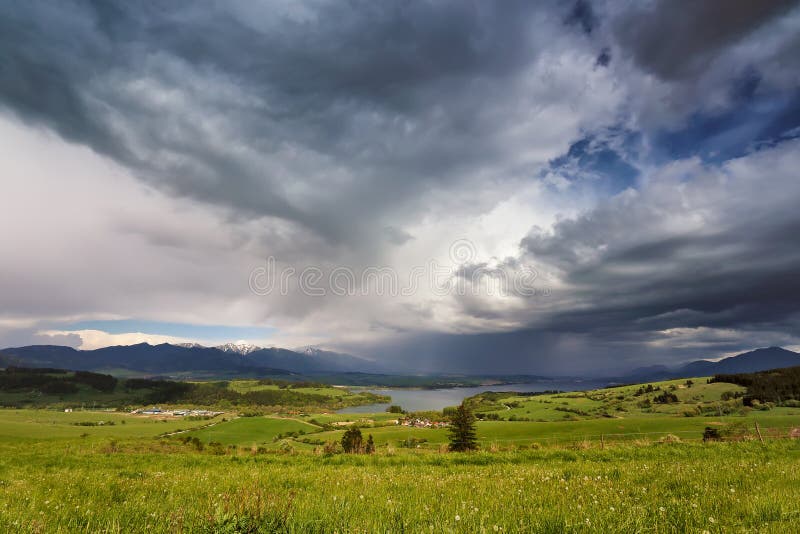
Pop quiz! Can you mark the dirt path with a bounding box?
[160,417,229,437]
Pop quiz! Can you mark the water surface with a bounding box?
[337,380,604,413]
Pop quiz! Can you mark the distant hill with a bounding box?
[0,351,21,368]
[0,343,384,376]
[617,347,800,382]
[678,347,800,376]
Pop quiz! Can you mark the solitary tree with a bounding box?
[448,402,478,452]
[341,426,363,453]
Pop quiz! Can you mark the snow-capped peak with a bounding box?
[176,342,206,349]
[298,345,325,356]
[215,342,262,355]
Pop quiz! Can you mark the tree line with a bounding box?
[711,366,800,404]
[0,367,118,396]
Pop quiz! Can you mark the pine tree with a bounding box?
[365,434,375,454]
[448,402,478,452]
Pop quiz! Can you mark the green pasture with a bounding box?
[186,416,321,446]
[1,438,799,533]
[473,377,751,421]
[0,409,218,444]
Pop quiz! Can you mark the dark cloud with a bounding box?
[614,0,799,81]
[595,48,611,67]
[519,141,800,357]
[356,142,800,375]
[346,329,629,376]
[0,0,561,248]
[565,0,598,35]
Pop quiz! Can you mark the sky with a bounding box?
[1,0,800,375]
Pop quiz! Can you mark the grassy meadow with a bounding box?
[1,374,800,532]
[1,434,799,532]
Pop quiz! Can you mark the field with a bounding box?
[468,378,750,421]
[0,409,218,445]
[2,373,800,532]
[1,432,799,532]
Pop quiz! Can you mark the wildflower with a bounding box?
[709,517,716,523]
[455,515,461,521]
[659,507,665,512]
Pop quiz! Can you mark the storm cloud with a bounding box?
[614,0,799,81]
[1,1,799,374]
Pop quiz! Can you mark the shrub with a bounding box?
[702,427,721,442]
[653,391,678,404]
[322,441,340,456]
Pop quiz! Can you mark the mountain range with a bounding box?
[0,342,385,376]
[617,347,800,382]
[0,344,798,381]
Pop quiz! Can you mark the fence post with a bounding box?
[600,434,604,450]
[755,421,764,444]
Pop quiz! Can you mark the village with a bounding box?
[398,416,449,429]
[130,407,224,417]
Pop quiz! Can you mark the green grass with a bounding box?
[226,381,351,397]
[297,412,400,424]
[1,438,799,532]
[187,416,321,446]
[471,378,750,421]
[0,409,217,444]
[2,371,800,532]
[302,412,800,448]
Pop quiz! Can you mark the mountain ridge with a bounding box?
[0,342,384,376]
[615,347,800,382]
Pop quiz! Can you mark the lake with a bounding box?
[337,379,605,413]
